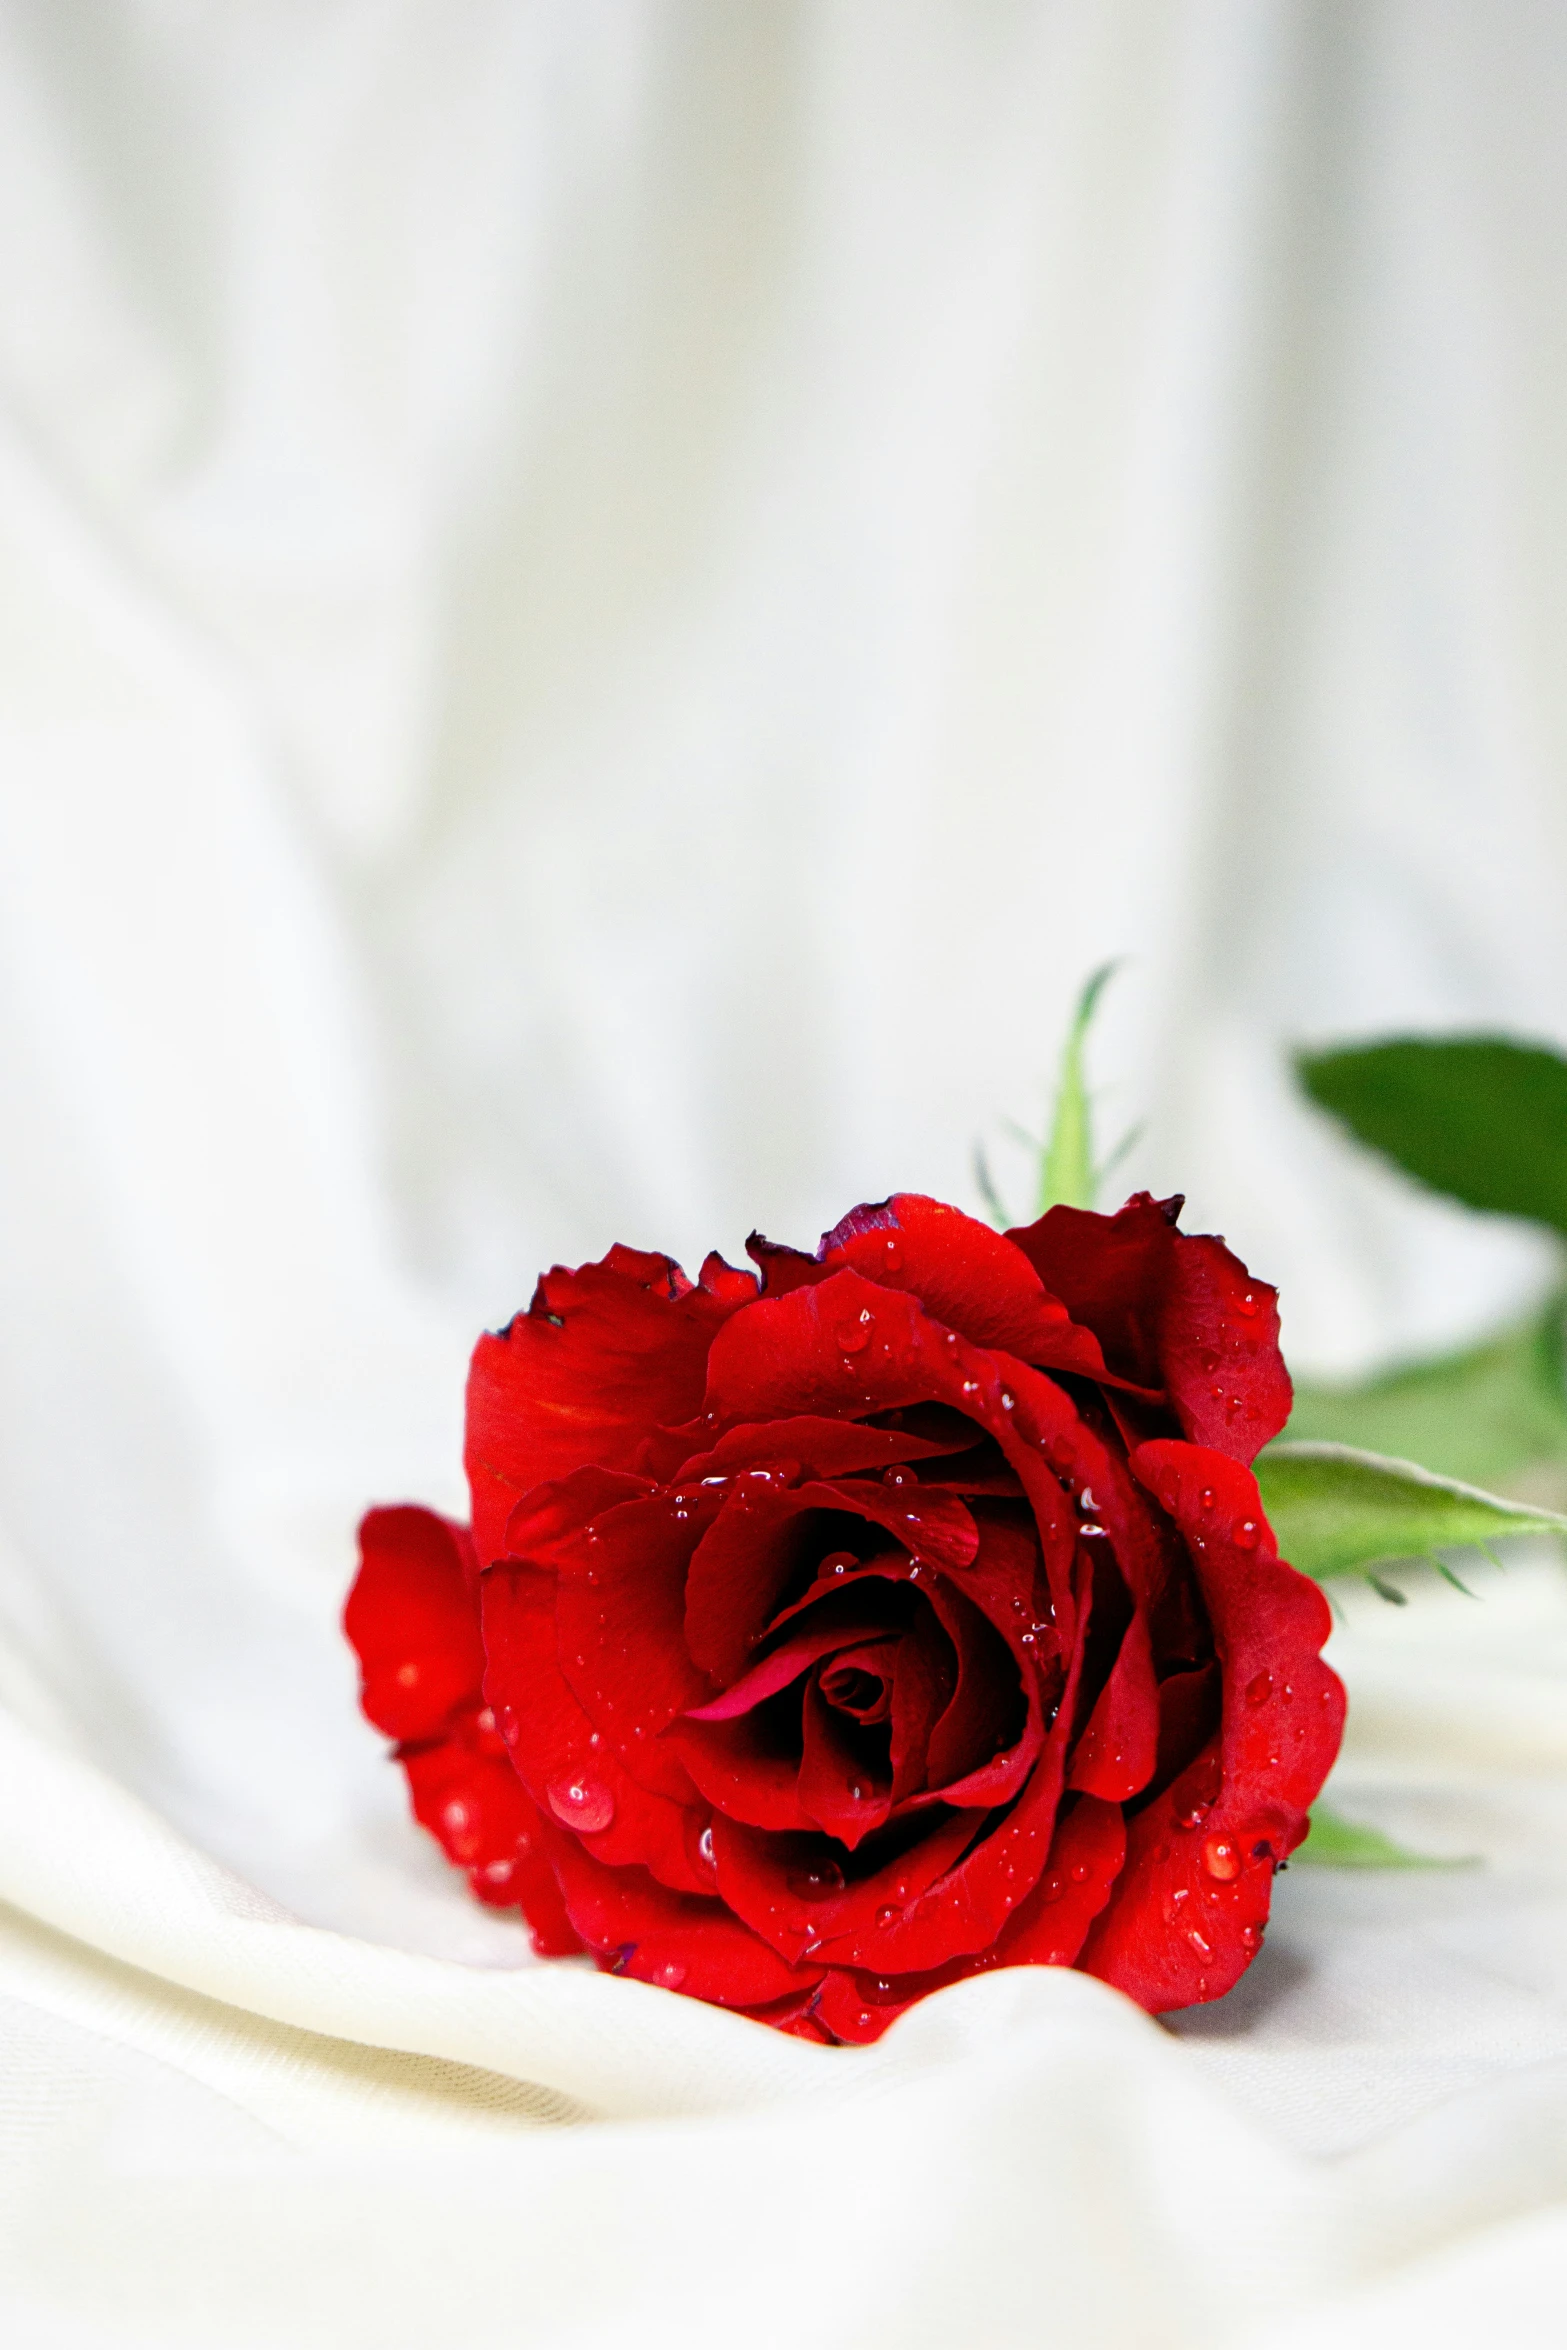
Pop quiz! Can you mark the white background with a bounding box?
[3,5,1567,2344]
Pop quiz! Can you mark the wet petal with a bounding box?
[399,1718,582,1956]
[1007,1195,1290,1463]
[479,1566,709,1894]
[465,1244,752,1564]
[537,1820,822,2008]
[345,1507,484,1744]
[1078,1440,1343,2010]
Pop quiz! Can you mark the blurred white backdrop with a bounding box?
[5,8,1567,2345]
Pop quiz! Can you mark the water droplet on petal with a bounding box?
[697,1825,716,1871]
[1240,1923,1262,1952]
[961,1378,980,1398]
[787,1859,846,1900]
[1070,1862,1090,1883]
[1246,1671,1273,1707]
[883,1239,903,1271]
[1186,1926,1214,1960]
[999,1390,1016,1412]
[1233,1518,1260,1549]
[442,1800,470,1834]
[1040,1874,1065,1904]
[546,1774,616,1833]
[1201,1834,1242,1882]
[837,1310,874,1354]
[1236,1290,1260,1318]
[1198,1487,1216,1512]
[651,1959,687,1991]
[394,1662,420,1688]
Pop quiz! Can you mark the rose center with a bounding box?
[818,1661,892,1722]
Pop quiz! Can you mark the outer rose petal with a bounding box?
[817,1196,1124,1385]
[1006,1195,1291,1462]
[465,1245,755,1564]
[400,1720,583,1955]
[810,1795,1125,2044]
[480,1566,711,1894]
[1078,1442,1343,2009]
[536,1817,824,2008]
[345,1507,485,1743]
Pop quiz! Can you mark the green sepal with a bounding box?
[1254,1440,1567,1584]
[1038,961,1118,1215]
[1295,1803,1469,1869]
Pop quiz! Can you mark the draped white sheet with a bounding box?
[3,5,1567,2343]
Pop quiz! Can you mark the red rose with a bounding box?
[346,1192,1342,2040]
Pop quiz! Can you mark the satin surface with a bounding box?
[2,6,1567,2343]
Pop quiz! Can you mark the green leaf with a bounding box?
[1284,1296,1567,1491]
[1295,1804,1467,1869]
[1296,1034,1567,1235]
[1039,962,1119,1215]
[1254,1441,1567,1582]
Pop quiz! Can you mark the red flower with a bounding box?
[346,1193,1342,2040]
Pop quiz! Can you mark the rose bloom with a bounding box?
[346,1192,1342,2041]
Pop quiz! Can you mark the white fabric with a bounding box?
[3,4,1567,2343]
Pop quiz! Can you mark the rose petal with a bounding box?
[399,1719,583,1955]
[674,1414,974,1483]
[1066,1606,1159,1802]
[818,1195,1123,1383]
[684,1608,893,1721]
[1077,1441,1343,2009]
[552,1489,723,1800]
[712,1805,983,1966]
[683,1472,977,1684]
[798,1678,893,1847]
[536,1818,822,2008]
[811,1792,1126,2040]
[480,1566,709,1894]
[465,1245,752,1564]
[1006,1196,1291,1463]
[346,1507,485,1743]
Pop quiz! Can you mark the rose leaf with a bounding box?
[1295,1033,1567,1236]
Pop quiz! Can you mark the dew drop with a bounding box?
[442,1800,470,1834]
[482,1858,516,1887]
[651,1959,687,1991]
[1236,1290,1260,1318]
[961,1378,980,1398]
[1162,1886,1189,1922]
[1078,1487,1099,1514]
[1040,1874,1065,1905]
[394,1662,420,1688]
[1245,1671,1273,1708]
[1198,1487,1216,1512]
[1070,1862,1090,1883]
[999,1390,1016,1412]
[1186,1926,1214,1960]
[697,1824,717,1871]
[546,1774,616,1833]
[883,1239,903,1271]
[1233,1518,1260,1549]
[875,1904,900,1928]
[1201,1834,1242,1882]
[787,1859,846,1900]
[837,1310,874,1354]
[1240,1923,1262,1953]
[1175,1800,1211,1832]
